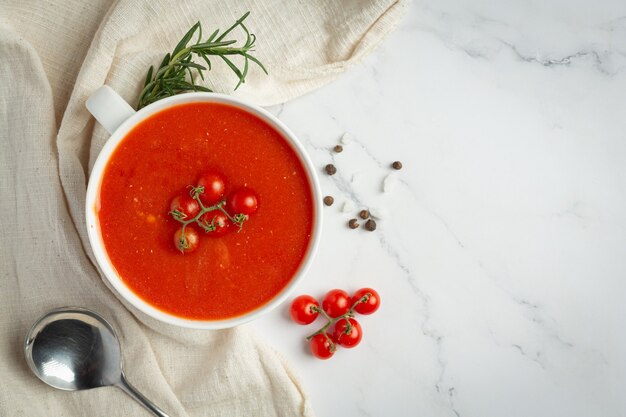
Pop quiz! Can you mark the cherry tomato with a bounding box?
[332,318,362,348]
[173,226,199,253]
[352,287,380,315]
[322,289,350,318]
[228,188,258,215]
[197,171,226,205]
[199,211,231,237]
[309,334,336,359]
[170,194,200,220]
[289,295,320,325]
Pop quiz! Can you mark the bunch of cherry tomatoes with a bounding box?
[168,171,259,253]
[290,288,380,359]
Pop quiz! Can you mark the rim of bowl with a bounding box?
[85,92,323,329]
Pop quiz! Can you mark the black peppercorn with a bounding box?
[325,164,337,175]
[348,218,359,229]
[359,209,370,220]
[323,196,334,206]
[333,145,343,153]
[392,161,403,170]
[365,219,377,231]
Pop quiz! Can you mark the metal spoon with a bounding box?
[24,307,170,417]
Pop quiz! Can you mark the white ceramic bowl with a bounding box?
[85,86,322,329]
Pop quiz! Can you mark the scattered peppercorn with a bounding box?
[365,219,377,231]
[359,209,370,220]
[348,218,359,229]
[323,196,334,206]
[333,145,343,153]
[392,161,403,170]
[325,164,337,175]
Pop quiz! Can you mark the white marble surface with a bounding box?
[251,1,626,416]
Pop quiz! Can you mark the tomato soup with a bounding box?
[97,103,314,320]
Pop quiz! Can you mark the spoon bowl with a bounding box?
[24,307,170,416]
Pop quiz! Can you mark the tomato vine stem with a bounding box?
[170,185,246,251]
[305,293,371,341]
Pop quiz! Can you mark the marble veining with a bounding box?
[252,1,626,416]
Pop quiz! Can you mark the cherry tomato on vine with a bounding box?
[322,289,350,318]
[197,171,226,205]
[173,226,199,253]
[199,211,231,237]
[228,188,258,215]
[332,318,362,348]
[290,295,320,325]
[170,194,200,220]
[352,287,380,315]
[310,334,336,359]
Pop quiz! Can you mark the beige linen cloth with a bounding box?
[0,1,406,415]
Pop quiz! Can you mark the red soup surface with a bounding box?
[98,102,314,320]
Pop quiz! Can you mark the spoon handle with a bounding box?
[117,373,171,417]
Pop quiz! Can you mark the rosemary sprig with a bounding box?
[137,12,268,109]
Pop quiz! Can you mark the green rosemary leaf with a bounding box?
[245,54,268,75]
[238,56,249,89]
[193,85,212,92]
[196,22,202,44]
[173,22,199,57]
[240,21,252,47]
[247,33,257,49]
[143,66,154,88]
[186,66,195,82]
[219,55,244,83]
[195,67,204,81]
[178,61,206,71]
[198,52,212,71]
[169,80,196,90]
[139,81,155,102]
[206,28,219,44]
[216,11,250,42]
[157,53,171,71]
[191,40,237,49]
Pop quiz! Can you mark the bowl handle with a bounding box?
[86,86,136,134]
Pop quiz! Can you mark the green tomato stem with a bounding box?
[168,185,247,235]
[304,295,370,341]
